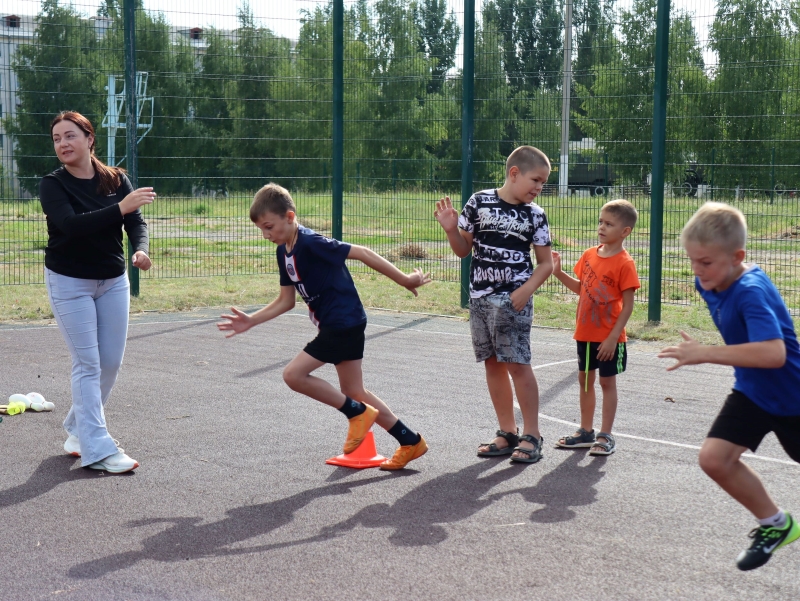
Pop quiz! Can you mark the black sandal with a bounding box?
[477,429,519,457]
[510,434,544,464]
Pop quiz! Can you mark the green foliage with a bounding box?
[6,0,800,198]
[5,0,105,194]
[709,0,788,191]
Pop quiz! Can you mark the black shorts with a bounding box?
[303,322,367,365]
[707,390,800,462]
[576,340,627,377]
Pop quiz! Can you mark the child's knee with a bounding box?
[282,365,305,391]
[698,440,739,479]
[598,375,616,391]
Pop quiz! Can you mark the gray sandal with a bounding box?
[589,432,616,456]
[477,429,519,457]
[510,434,543,464]
[555,427,595,448]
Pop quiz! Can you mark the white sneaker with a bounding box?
[87,452,139,473]
[64,435,81,456]
[64,436,124,457]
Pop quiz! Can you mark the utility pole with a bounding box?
[559,0,573,197]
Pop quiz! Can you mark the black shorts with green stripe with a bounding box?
[576,340,627,377]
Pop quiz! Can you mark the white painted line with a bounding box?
[533,359,574,369]
[535,412,799,467]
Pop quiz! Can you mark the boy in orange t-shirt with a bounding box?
[551,199,641,456]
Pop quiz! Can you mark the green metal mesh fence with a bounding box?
[2,0,800,311]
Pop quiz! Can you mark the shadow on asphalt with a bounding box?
[364,317,434,342]
[0,455,128,508]
[538,371,578,408]
[126,320,214,342]
[499,452,606,523]
[236,359,291,379]
[68,455,602,579]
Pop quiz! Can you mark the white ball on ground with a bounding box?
[9,393,31,408]
[26,392,54,412]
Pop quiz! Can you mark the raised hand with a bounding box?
[405,268,433,296]
[552,250,562,273]
[217,307,254,338]
[119,187,156,215]
[434,196,459,233]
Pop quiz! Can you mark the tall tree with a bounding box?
[482,0,564,93]
[223,5,292,191]
[191,28,238,195]
[576,0,710,183]
[358,0,432,189]
[570,0,615,140]
[710,0,787,191]
[411,0,460,95]
[5,0,105,194]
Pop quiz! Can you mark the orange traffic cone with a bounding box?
[326,430,386,469]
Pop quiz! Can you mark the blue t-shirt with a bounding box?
[277,226,367,330]
[698,266,800,416]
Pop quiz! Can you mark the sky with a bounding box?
[4,0,722,69]
[5,0,720,43]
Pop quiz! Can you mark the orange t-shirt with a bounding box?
[573,246,640,343]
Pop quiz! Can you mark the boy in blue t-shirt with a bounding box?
[217,183,431,470]
[659,202,800,570]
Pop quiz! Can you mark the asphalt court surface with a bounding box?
[1,307,799,600]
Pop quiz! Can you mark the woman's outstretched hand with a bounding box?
[120,187,156,215]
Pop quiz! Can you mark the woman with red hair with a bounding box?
[40,111,155,473]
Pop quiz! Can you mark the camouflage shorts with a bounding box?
[469,292,533,364]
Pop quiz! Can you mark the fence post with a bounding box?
[460,0,475,309]
[332,0,344,240]
[648,0,670,322]
[770,146,775,205]
[123,0,139,297]
[710,147,715,201]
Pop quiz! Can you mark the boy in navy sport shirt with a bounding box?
[218,183,430,470]
[659,202,800,570]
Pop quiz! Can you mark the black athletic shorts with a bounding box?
[576,340,627,377]
[303,321,367,365]
[707,389,800,463]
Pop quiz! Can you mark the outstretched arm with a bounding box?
[217,285,297,338]
[347,245,431,296]
[551,250,581,294]
[658,331,786,371]
[434,196,473,258]
[509,244,554,311]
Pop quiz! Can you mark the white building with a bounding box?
[0,14,35,196]
[0,13,213,197]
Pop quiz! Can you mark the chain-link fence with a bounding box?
[2,0,800,311]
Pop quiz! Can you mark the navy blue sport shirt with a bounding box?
[277,225,367,329]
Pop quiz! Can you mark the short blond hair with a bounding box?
[681,202,747,253]
[505,145,550,177]
[250,183,296,222]
[601,199,638,229]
